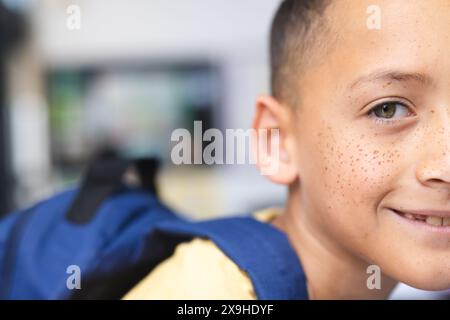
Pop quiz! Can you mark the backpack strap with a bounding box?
[66,154,159,224]
[154,216,308,300]
[68,215,307,300]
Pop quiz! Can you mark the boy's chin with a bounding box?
[404,279,450,292]
[395,266,450,292]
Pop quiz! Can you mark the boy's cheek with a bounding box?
[297,117,406,208]
[309,128,401,201]
[299,128,408,238]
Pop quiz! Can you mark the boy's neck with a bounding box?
[271,183,398,300]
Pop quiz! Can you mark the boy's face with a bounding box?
[287,0,450,290]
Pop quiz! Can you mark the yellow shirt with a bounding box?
[123,208,281,300]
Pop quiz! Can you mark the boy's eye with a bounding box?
[370,102,411,120]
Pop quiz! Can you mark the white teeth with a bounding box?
[443,217,450,226]
[398,210,450,227]
[425,216,443,226]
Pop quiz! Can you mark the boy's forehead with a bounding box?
[309,0,450,87]
[328,0,450,34]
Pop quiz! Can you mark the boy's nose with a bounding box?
[415,123,450,190]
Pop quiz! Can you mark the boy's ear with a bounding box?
[252,94,299,184]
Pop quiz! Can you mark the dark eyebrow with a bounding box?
[349,69,433,90]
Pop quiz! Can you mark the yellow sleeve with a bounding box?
[122,238,256,300]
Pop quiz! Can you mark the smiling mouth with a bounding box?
[392,209,450,227]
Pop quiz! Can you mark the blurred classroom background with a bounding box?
[0,0,447,299]
[0,0,286,220]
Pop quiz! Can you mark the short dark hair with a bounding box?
[270,0,331,107]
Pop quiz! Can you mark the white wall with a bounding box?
[33,0,278,63]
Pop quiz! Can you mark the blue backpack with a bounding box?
[0,156,307,300]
